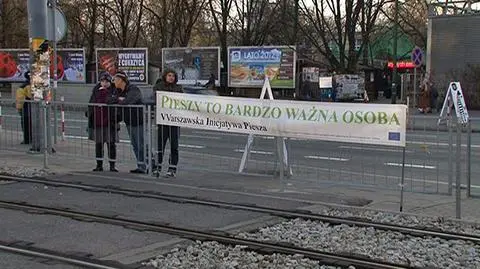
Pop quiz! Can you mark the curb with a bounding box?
[408,127,480,133]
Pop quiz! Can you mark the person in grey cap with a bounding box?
[113,71,147,173]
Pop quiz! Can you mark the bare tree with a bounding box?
[0,0,28,48]
[143,0,205,47]
[60,0,102,62]
[102,0,145,47]
[381,0,428,48]
[360,0,389,65]
[230,0,280,46]
[208,0,234,85]
[189,11,219,46]
[299,0,387,73]
[177,0,207,46]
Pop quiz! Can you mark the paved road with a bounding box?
[1,106,478,194]
[0,252,83,269]
[0,179,304,266]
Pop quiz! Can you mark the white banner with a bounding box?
[156,92,407,147]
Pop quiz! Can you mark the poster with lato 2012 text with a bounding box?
[228,46,296,89]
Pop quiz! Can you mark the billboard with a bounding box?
[96,48,148,84]
[228,46,296,88]
[0,49,30,82]
[162,47,220,86]
[54,48,86,83]
[0,48,86,83]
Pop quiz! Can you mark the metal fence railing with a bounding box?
[0,97,475,196]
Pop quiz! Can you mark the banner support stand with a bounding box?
[238,78,291,178]
[455,121,462,219]
[399,146,406,212]
[438,82,469,202]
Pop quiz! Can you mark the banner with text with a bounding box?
[162,47,220,86]
[228,46,296,88]
[156,92,407,147]
[0,48,86,83]
[96,48,148,83]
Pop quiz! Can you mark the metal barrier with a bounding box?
[148,106,477,195]
[0,98,148,171]
[0,97,476,197]
[53,101,148,171]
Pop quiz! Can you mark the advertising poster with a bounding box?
[302,67,320,83]
[0,49,30,82]
[334,74,365,101]
[162,47,220,86]
[54,48,86,83]
[228,46,296,88]
[156,91,407,147]
[96,48,148,84]
[0,48,86,83]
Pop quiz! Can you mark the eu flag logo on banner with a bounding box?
[388,132,401,141]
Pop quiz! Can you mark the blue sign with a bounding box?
[411,46,424,67]
[388,132,401,141]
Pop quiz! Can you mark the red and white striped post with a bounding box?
[60,96,65,141]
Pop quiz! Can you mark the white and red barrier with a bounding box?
[60,96,65,141]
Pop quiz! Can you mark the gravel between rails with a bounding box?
[237,219,480,269]
[318,207,480,236]
[0,166,53,179]
[145,241,343,269]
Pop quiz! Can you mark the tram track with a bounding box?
[0,199,411,269]
[0,241,130,269]
[2,175,479,244]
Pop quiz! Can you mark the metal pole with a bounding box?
[448,115,453,195]
[413,67,417,108]
[43,104,48,169]
[391,0,399,104]
[455,122,462,219]
[27,0,50,154]
[399,146,406,212]
[277,137,284,191]
[467,120,472,198]
[143,106,148,175]
[147,105,152,176]
[51,0,58,144]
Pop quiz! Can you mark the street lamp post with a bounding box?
[391,0,399,104]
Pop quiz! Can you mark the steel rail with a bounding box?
[3,175,479,244]
[0,199,410,269]
[0,241,129,269]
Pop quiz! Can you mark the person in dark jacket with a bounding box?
[113,71,147,174]
[18,71,32,145]
[87,72,119,172]
[154,69,183,177]
[204,73,216,89]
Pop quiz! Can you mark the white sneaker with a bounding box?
[166,170,176,178]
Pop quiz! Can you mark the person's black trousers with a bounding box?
[95,142,116,162]
[157,125,179,171]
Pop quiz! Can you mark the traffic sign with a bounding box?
[411,46,424,67]
[47,7,67,42]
